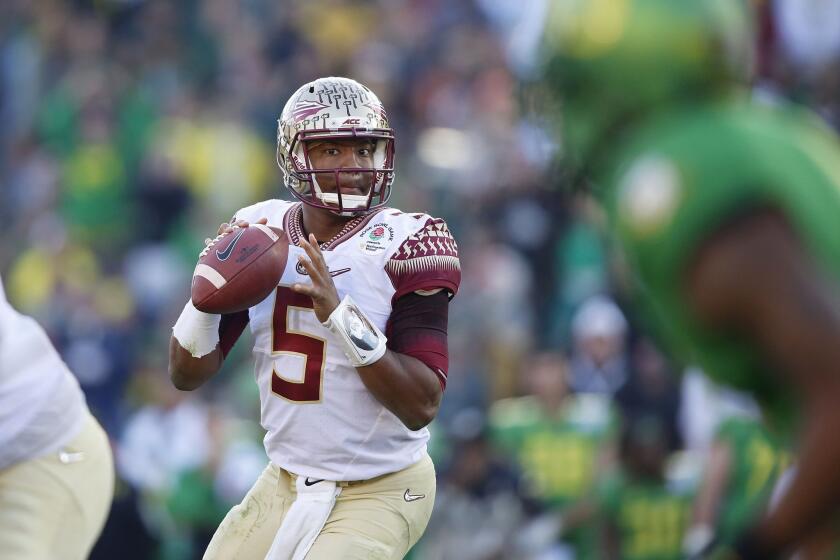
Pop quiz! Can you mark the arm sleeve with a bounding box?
[386,290,450,390]
[218,310,249,358]
[385,217,461,301]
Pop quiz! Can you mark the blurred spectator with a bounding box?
[548,194,610,346]
[597,416,695,560]
[416,408,532,560]
[453,227,535,401]
[568,295,630,396]
[117,369,212,496]
[490,352,617,559]
[773,0,840,76]
[615,338,683,452]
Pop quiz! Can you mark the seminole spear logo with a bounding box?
[292,100,330,122]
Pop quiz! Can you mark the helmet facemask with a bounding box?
[281,128,395,216]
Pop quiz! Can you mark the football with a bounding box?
[191,224,289,314]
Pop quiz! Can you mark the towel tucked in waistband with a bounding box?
[264,475,342,560]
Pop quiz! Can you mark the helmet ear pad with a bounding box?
[275,77,396,215]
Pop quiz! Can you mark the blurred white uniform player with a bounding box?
[0,276,114,560]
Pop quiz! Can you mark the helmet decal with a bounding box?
[292,100,331,123]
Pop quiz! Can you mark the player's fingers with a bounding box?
[256,217,268,225]
[298,237,319,261]
[303,233,329,272]
[291,282,316,297]
[298,239,328,278]
[217,222,230,235]
[307,233,326,264]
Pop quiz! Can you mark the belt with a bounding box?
[286,469,390,488]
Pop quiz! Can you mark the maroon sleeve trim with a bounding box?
[219,310,249,358]
[391,275,460,303]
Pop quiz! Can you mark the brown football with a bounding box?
[191,224,289,314]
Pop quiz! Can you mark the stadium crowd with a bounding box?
[1,1,837,558]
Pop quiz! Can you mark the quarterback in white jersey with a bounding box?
[170,77,460,560]
[0,276,114,559]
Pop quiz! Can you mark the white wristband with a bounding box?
[172,300,221,358]
[322,295,387,367]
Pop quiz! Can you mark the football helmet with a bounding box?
[539,0,753,169]
[276,77,395,215]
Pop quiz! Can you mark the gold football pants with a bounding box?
[205,453,436,560]
[0,410,114,560]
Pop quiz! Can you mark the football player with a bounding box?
[0,275,114,559]
[169,76,460,559]
[541,0,840,557]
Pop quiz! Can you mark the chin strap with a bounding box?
[322,295,387,368]
[318,192,369,210]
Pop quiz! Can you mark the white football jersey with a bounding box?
[231,200,460,481]
[0,277,86,469]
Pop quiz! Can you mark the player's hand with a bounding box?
[292,233,340,323]
[203,217,269,246]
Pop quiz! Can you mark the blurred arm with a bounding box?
[687,209,840,555]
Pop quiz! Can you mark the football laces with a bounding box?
[200,226,240,258]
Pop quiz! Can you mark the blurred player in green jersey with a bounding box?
[540,0,840,556]
[598,416,693,560]
[490,352,617,558]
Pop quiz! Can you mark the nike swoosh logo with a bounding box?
[295,263,352,277]
[304,478,325,486]
[59,450,85,464]
[328,267,351,278]
[404,489,426,502]
[215,228,246,261]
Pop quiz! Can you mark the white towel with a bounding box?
[265,475,342,560]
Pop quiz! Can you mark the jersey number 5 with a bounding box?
[271,286,325,402]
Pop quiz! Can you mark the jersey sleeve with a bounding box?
[385,217,461,301]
